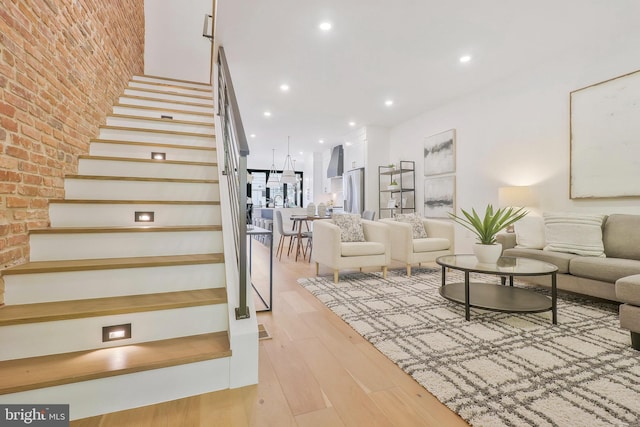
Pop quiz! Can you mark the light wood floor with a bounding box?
[72,240,468,427]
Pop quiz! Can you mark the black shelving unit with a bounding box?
[378,160,415,219]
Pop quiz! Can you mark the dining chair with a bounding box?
[362,210,376,221]
[274,210,298,260]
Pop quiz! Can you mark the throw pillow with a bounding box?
[543,212,606,257]
[395,213,428,239]
[514,214,545,249]
[332,213,366,242]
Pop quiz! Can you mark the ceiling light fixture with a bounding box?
[459,55,472,63]
[385,99,394,106]
[319,139,324,144]
[319,22,332,31]
[280,84,290,92]
[280,136,297,185]
[348,121,356,127]
[264,111,272,117]
[266,149,280,188]
[250,133,256,138]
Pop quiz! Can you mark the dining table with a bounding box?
[289,215,331,261]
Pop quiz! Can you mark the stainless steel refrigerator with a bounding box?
[343,168,365,214]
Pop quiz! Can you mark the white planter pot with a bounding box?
[473,243,503,264]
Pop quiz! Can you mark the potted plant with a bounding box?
[449,204,528,263]
[388,179,399,191]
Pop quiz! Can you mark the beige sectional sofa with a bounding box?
[497,213,640,350]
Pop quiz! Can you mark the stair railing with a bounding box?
[216,46,250,319]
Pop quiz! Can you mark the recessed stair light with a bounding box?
[102,323,132,342]
[151,152,166,160]
[319,22,332,31]
[459,55,472,63]
[135,211,155,222]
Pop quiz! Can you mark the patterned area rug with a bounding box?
[298,268,640,427]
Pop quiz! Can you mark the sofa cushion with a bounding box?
[413,238,450,253]
[542,212,606,257]
[341,241,386,257]
[395,213,428,239]
[616,274,640,305]
[502,248,576,273]
[514,214,545,249]
[569,257,640,283]
[603,214,640,261]
[332,213,365,242]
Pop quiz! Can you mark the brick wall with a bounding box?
[0,1,144,268]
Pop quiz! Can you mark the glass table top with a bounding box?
[436,254,558,275]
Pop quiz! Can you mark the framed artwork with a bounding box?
[424,175,455,218]
[424,129,455,176]
[570,69,640,198]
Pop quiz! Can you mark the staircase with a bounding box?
[0,75,247,420]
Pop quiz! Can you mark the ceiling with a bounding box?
[215,0,640,167]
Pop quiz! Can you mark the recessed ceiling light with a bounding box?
[250,133,256,138]
[319,139,324,144]
[299,151,304,155]
[385,99,394,107]
[319,22,332,31]
[348,121,356,127]
[345,141,352,146]
[263,111,271,117]
[459,55,472,63]
[280,84,290,92]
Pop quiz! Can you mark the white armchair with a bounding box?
[312,219,391,283]
[380,217,454,276]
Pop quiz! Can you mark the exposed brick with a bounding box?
[0,170,21,182]
[5,145,29,160]
[6,196,28,208]
[0,101,16,117]
[1,117,18,132]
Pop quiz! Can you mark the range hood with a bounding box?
[327,145,344,178]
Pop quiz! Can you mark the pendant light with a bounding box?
[266,149,280,188]
[281,136,297,184]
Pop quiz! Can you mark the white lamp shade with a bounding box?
[498,186,535,208]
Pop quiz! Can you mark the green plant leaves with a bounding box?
[448,204,528,244]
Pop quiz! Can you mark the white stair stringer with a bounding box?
[0,74,245,420]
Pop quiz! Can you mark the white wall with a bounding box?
[389,41,640,253]
[144,0,213,83]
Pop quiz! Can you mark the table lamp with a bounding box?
[498,186,535,232]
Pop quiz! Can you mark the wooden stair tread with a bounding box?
[29,225,223,234]
[1,253,224,275]
[49,199,220,205]
[130,81,213,93]
[65,174,218,183]
[100,125,213,138]
[0,332,230,395]
[90,138,216,151]
[135,74,212,88]
[109,113,214,127]
[118,94,212,108]
[0,288,227,326]
[114,103,215,118]
[78,154,217,167]
[126,87,213,101]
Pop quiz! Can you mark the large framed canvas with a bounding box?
[570,69,640,199]
[424,175,455,218]
[424,129,455,176]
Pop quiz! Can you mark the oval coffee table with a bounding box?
[436,255,558,324]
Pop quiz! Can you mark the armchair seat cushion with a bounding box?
[341,241,386,257]
[413,238,451,253]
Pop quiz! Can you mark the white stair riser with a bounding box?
[0,305,228,361]
[64,179,219,201]
[128,81,212,97]
[124,88,212,104]
[1,357,230,420]
[106,116,214,134]
[112,105,214,123]
[118,96,212,114]
[98,128,214,147]
[3,263,225,305]
[89,142,216,163]
[78,158,217,180]
[50,203,221,227]
[29,230,223,261]
[133,76,211,90]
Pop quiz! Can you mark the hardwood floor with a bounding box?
[71,240,468,426]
